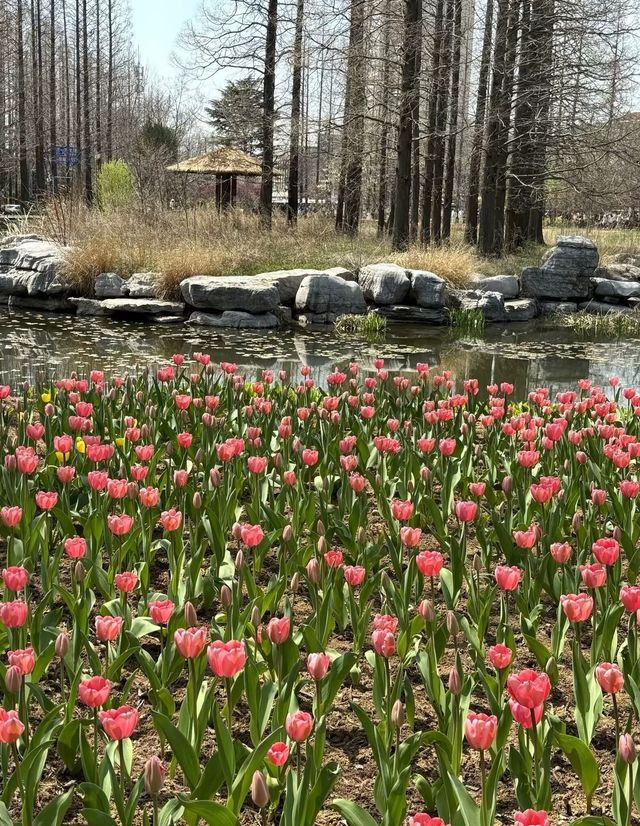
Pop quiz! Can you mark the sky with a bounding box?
[131,0,202,80]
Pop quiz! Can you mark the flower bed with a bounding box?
[0,359,638,825]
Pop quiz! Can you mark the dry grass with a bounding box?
[25,201,640,299]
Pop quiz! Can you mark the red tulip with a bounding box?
[514,810,550,826]
[160,509,182,532]
[285,710,313,742]
[207,640,247,677]
[266,616,290,644]
[149,599,174,624]
[107,513,133,536]
[139,486,160,507]
[455,500,477,522]
[591,488,607,506]
[550,542,571,564]
[174,627,207,658]
[416,551,444,577]
[507,669,551,708]
[400,527,422,547]
[464,712,497,749]
[78,675,112,708]
[35,490,58,510]
[509,699,544,729]
[0,600,28,628]
[596,662,624,694]
[592,538,620,566]
[621,585,640,612]
[0,506,22,528]
[495,565,521,591]
[391,499,414,521]
[408,815,449,826]
[488,643,513,670]
[2,566,29,592]
[372,628,396,657]
[301,449,318,466]
[64,536,87,559]
[307,652,331,681]
[241,524,264,547]
[115,571,138,593]
[7,647,36,675]
[343,565,366,586]
[99,705,139,739]
[0,709,25,743]
[560,592,593,623]
[267,741,289,765]
[95,615,123,642]
[513,527,537,549]
[580,562,607,588]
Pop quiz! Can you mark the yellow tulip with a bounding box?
[41,392,51,403]
[115,437,125,447]
[75,438,86,454]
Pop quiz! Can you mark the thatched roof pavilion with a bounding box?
[167,147,261,210]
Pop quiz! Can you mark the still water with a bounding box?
[1,309,639,398]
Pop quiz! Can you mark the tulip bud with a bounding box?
[448,667,461,695]
[44,403,54,417]
[5,665,22,695]
[251,770,270,809]
[210,468,222,487]
[220,585,232,608]
[545,656,557,677]
[127,481,138,500]
[317,536,327,555]
[232,522,243,541]
[391,699,405,729]
[446,611,459,638]
[55,630,69,658]
[420,466,430,481]
[572,511,582,533]
[74,561,85,583]
[473,554,482,574]
[194,449,204,465]
[282,525,293,543]
[407,480,414,494]
[192,492,202,509]
[620,734,637,764]
[235,550,244,570]
[144,755,166,796]
[350,664,361,686]
[251,606,261,629]
[184,601,197,626]
[317,520,325,537]
[290,572,300,593]
[461,423,469,437]
[501,476,513,495]
[356,527,367,546]
[381,571,393,596]
[141,423,150,439]
[272,452,283,469]
[418,599,434,622]
[613,525,622,542]
[306,557,320,585]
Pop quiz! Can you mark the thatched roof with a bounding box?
[166,147,262,176]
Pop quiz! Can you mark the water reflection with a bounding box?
[2,307,640,399]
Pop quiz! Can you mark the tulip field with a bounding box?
[2,357,640,826]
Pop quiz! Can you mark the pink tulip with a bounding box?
[174,627,208,659]
[207,640,247,677]
[99,705,139,739]
[464,712,497,749]
[285,710,313,742]
[306,653,331,681]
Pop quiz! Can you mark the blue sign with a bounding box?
[53,145,80,167]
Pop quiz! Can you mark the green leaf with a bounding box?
[152,712,201,791]
[447,772,481,826]
[80,809,118,826]
[34,788,74,826]
[178,799,237,826]
[332,799,380,826]
[553,731,600,811]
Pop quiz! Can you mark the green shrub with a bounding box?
[96,160,136,211]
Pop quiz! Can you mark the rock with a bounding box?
[125,272,160,298]
[593,278,640,300]
[100,298,185,316]
[273,305,293,324]
[8,294,75,313]
[0,268,66,296]
[358,263,410,305]
[180,275,280,313]
[594,263,640,282]
[540,301,578,315]
[70,297,111,316]
[326,266,356,281]
[253,269,325,305]
[95,272,125,298]
[0,237,64,276]
[409,271,448,308]
[577,300,633,315]
[295,274,366,315]
[453,289,505,321]
[521,236,598,300]
[296,313,339,326]
[371,305,448,324]
[188,310,279,329]
[504,298,538,321]
[472,274,520,298]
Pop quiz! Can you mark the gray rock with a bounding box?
[454,289,505,321]
[522,236,598,300]
[472,274,520,298]
[180,275,280,313]
[504,298,538,321]
[70,297,111,316]
[125,272,160,298]
[273,305,293,324]
[95,272,125,298]
[295,274,366,315]
[188,310,279,329]
[0,268,66,296]
[577,300,633,315]
[296,313,339,326]
[540,301,578,315]
[253,269,325,305]
[8,294,75,313]
[594,263,640,282]
[101,298,185,316]
[326,266,356,281]
[409,270,448,308]
[358,263,411,305]
[593,278,640,300]
[0,238,65,277]
[371,305,448,324]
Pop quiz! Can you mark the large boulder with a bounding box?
[372,305,448,325]
[188,310,279,329]
[70,297,111,316]
[594,262,640,282]
[0,268,66,296]
[472,274,520,298]
[180,275,280,313]
[577,300,633,315]
[504,298,538,321]
[125,272,161,298]
[521,236,598,300]
[592,278,640,300]
[451,289,505,321]
[295,274,366,315]
[8,294,75,313]
[252,268,348,306]
[540,300,578,316]
[358,263,411,305]
[100,298,185,316]
[0,237,64,276]
[95,272,125,298]
[409,271,448,308]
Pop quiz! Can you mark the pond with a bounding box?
[1,308,639,397]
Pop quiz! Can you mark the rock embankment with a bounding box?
[1,232,638,328]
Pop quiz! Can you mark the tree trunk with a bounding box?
[341,0,367,235]
[17,0,30,201]
[259,0,278,228]
[430,0,452,243]
[75,0,82,191]
[376,16,391,238]
[392,0,422,249]
[409,0,422,241]
[421,0,444,245]
[287,0,304,225]
[96,0,102,175]
[107,0,113,160]
[82,0,92,202]
[442,0,462,240]
[50,0,58,191]
[464,0,494,244]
